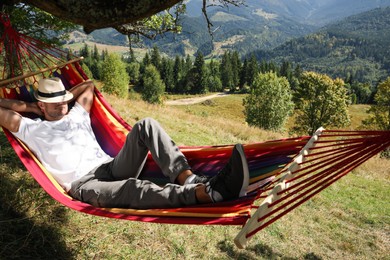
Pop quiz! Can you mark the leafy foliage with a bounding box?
[140,64,165,104]
[293,71,351,135]
[2,4,77,45]
[243,72,294,131]
[100,53,129,98]
[362,77,390,131]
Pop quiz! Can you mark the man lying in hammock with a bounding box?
[0,77,249,209]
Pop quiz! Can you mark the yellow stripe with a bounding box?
[100,207,250,218]
[17,138,72,198]
[93,96,129,135]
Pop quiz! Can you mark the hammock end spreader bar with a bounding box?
[234,127,325,248]
[234,128,390,248]
[0,57,84,87]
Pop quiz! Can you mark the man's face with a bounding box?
[38,101,68,121]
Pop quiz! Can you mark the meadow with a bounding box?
[0,93,389,259]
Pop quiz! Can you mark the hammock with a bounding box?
[1,14,389,248]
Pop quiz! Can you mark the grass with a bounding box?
[0,93,389,259]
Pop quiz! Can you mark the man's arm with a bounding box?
[69,80,95,113]
[0,99,41,132]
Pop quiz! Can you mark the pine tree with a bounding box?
[231,51,241,90]
[184,55,192,76]
[101,49,109,61]
[259,59,268,74]
[126,62,140,85]
[160,57,175,93]
[280,60,292,81]
[92,44,99,61]
[220,51,234,91]
[208,59,220,78]
[246,54,258,87]
[150,45,161,71]
[192,52,207,93]
[79,43,90,59]
[239,58,248,88]
[207,59,222,92]
[128,48,137,63]
[140,52,151,75]
[173,55,184,93]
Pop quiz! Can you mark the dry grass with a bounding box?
[0,92,388,259]
[104,93,286,146]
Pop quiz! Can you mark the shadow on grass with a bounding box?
[0,135,73,259]
[218,239,323,260]
[0,203,73,259]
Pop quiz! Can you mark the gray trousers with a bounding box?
[69,118,198,209]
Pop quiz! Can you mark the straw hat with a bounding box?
[34,77,73,103]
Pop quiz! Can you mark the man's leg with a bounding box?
[69,144,249,208]
[69,165,199,209]
[110,118,191,182]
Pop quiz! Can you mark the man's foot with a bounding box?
[206,144,249,202]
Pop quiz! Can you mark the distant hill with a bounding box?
[158,0,390,57]
[252,7,390,84]
[237,0,390,26]
[66,0,390,58]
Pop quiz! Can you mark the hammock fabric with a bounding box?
[1,13,389,248]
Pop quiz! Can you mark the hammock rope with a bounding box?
[1,13,389,248]
[0,13,78,88]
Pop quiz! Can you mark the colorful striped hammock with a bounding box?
[1,13,389,248]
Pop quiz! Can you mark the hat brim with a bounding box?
[34,91,74,103]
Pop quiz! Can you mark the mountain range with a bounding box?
[186,0,390,26]
[253,6,390,84]
[81,0,390,57]
[68,1,390,83]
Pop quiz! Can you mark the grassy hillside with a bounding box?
[1,93,389,259]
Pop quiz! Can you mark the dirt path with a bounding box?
[165,93,228,105]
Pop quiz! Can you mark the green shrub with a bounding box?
[101,53,129,98]
[141,64,165,104]
[243,72,294,131]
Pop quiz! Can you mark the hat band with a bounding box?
[37,90,67,98]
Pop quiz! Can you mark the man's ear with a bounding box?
[37,101,45,111]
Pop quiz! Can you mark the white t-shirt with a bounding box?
[12,102,113,191]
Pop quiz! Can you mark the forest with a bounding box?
[79,43,379,107]
[252,7,390,86]
[72,7,390,111]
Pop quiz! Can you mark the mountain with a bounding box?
[67,0,390,59]
[166,0,390,57]
[252,7,390,84]
[227,0,390,26]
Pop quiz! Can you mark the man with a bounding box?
[0,77,249,209]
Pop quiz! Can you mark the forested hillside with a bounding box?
[68,1,390,62]
[253,7,390,85]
